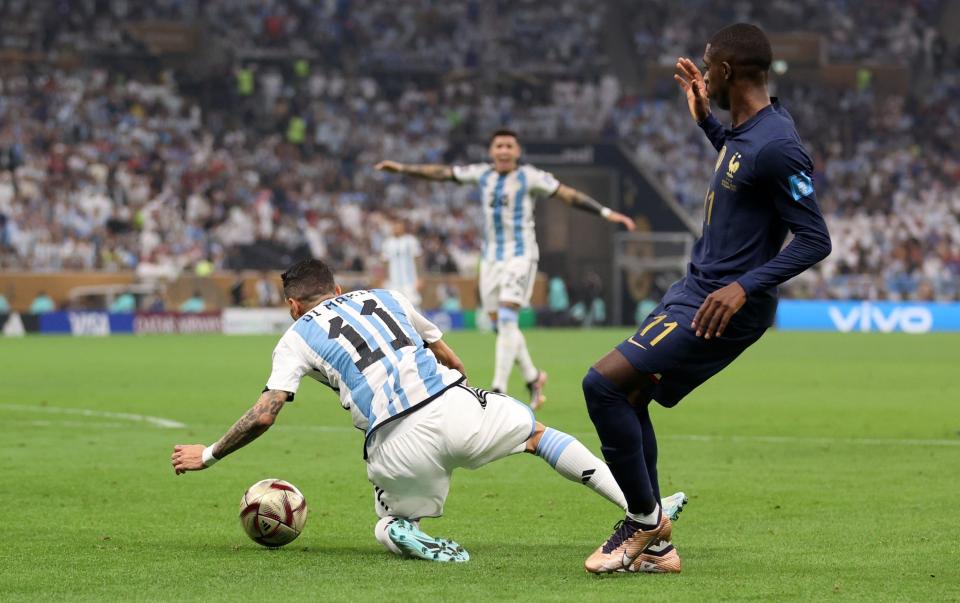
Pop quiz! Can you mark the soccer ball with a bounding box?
[239,478,308,547]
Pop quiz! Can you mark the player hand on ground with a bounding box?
[375,160,403,173]
[607,211,636,231]
[692,281,746,339]
[674,57,711,123]
[171,444,207,475]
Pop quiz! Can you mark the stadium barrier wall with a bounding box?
[0,272,547,313]
[776,300,960,333]
[0,311,223,335]
[14,302,959,335]
[222,308,292,335]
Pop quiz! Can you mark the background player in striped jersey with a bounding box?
[376,130,636,409]
[381,219,423,308]
[171,259,687,563]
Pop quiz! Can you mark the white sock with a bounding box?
[374,516,420,556]
[491,308,520,392]
[374,516,402,555]
[514,330,540,384]
[535,427,627,511]
[626,504,661,527]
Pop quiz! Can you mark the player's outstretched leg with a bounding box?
[531,425,627,510]
[374,517,469,563]
[529,423,687,522]
[491,306,521,394]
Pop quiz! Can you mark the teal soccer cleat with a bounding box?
[387,519,470,563]
[661,491,688,522]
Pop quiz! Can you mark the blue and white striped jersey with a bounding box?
[381,234,421,292]
[452,163,561,262]
[265,289,464,447]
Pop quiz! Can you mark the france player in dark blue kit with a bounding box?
[583,24,832,574]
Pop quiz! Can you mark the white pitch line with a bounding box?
[662,433,960,447]
[570,431,960,448]
[3,406,956,448]
[8,419,128,429]
[0,404,186,428]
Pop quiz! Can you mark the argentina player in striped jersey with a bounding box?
[381,219,423,308]
[376,129,636,410]
[171,259,688,562]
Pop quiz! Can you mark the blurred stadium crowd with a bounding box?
[0,0,958,302]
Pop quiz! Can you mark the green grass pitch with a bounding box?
[1,330,958,601]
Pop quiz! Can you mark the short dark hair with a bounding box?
[708,23,772,76]
[280,259,336,301]
[489,128,520,145]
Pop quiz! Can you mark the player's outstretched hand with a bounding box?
[375,160,403,173]
[171,444,207,475]
[607,211,636,231]
[692,281,746,339]
[674,57,711,123]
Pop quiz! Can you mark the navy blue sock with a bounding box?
[582,368,657,515]
[635,401,660,504]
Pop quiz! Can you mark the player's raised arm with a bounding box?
[171,389,291,474]
[552,184,636,231]
[375,160,454,181]
[675,57,726,151]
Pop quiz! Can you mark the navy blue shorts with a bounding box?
[615,301,765,408]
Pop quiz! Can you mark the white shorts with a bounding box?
[366,384,536,520]
[479,257,538,314]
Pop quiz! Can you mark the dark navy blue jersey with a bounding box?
[665,98,832,330]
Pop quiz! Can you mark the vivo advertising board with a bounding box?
[776,301,960,333]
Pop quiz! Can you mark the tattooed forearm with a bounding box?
[400,164,454,181]
[556,185,610,216]
[211,390,289,459]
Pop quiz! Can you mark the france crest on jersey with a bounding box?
[452,163,560,262]
[265,289,464,454]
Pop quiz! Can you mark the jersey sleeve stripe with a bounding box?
[492,173,507,261]
[513,169,527,257]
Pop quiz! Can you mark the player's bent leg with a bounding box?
[525,421,627,511]
[583,352,673,573]
[374,516,469,563]
[582,356,659,519]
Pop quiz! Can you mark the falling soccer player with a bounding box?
[170,259,686,563]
